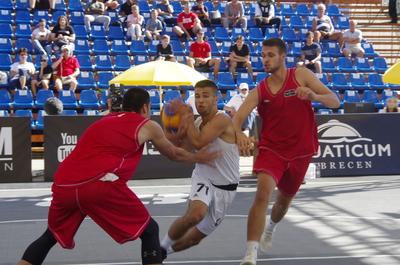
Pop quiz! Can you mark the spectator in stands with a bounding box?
[187,30,220,78]
[84,0,112,32]
[8,48,36,95]
[174,3,202,41]
[30,0,55,11]
[44,97,63,115]
[145,9,164,41]
[104,0,120,10]
[342,20,365,58]
[209,0,222,25]
[31,56,53,96]
[155,0,175,26]
[126,5,144,40]
[222,0,247,30]
[50,16,76,56]
[119,0,137,17]
[228,35,253,77]
[297,31,322,74]
[52,45,80,92]
[156,35,176,62]
[185,91,199,115]
[389,0,398,23]
[312,3,344,48]
[32,19,52,56]
[191,0,211,27]
[224,83,256,131]
[383,97,399,112]
[254,0,281,29]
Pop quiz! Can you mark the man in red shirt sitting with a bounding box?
[187,31,220,78]
[52,45,80,92]
[173,3,202,41]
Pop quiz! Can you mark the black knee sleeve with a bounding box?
[139,218,162,265]
[22,229,57,265]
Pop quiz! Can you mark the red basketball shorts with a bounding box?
[48,179,150,249]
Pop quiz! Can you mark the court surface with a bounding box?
[1,175,400,265]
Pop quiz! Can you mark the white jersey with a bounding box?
[192,112,240,185]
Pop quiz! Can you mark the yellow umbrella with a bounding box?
[383,60,400,85]
[109,60,207,86]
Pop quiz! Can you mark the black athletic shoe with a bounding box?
[161,247,167,261]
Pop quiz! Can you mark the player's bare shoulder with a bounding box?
[215,112,236,144]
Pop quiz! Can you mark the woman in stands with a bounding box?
[383,97,399,113]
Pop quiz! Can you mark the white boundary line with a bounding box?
[1,213,399,225]
[64,254,400,264]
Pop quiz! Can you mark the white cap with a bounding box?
[239,83,249,90]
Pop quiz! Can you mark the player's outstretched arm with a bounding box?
[184,112,231,149]
[296,67,341,109]
[138,120,219,164]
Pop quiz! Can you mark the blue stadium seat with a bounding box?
[74,39,91,55]
[256,73,269,83]
[381,90,398,102]
[52,10,67,25]
[35,89,54,109]
[83,109,99,116]
[216,90,225,110]
[321,57,337,72]
[73,25,88,39]
[59,90,78,109]
[215,27,231,42]
[0,37,13,53]
[114,55,131,71]
[90,25,107,40]
[336,16,349,30]
[231,28,247,41]
[265,28,279,39]
[147,40,159,56]
[108,26,125,40]
[317,109,333,114]
[54,0,67,11]
[296,4,310,16]
[285,56,296,68]
[106,10,119,25]
[77,55,93,71]
[77,71,96,89]
[68,0,84,11]
[164,90,180,103]
[298,28,309,41]
[337,57,354,72]
[282,28,298,42]
[289,42,302,57]
[350,73,369,90]
[332,73,351,91]
[170,40,186,56]
[280,17,290,29]
[368,73,389,90]
[0,54,12,71]
[70,11,85,25]
[290,15,305,29]
[362,90,382,108]
[0,0,13,10]
[130,40,148,55]
[237,73,256,88]
[133,55,149,65]
[16,39,33,54]
[111,39,129,55]
[0,109,9,116]
[16,10,32,24]
[221,41,232,56]
[15,24,32,39]
[324,42,341,57]
[202,27,214,41]
[171,1,183,15]
[217,72,236,90]
[35,110,45,130]
[248,28,264,42]
[355,58,372,72]
[327,4,341,16]
[149,90,160,110]
[62,109,78,115]
[343,90,360,103]
[362,43,377,58]
[99,89,108,108]
[373,57,388,73]
[79,89,100,109]
[281,3,296,16]
[251,56,264,72]
[15,109,36,129]
[316,73,333,89]
[93,39,110,55]
[95,55,113,71]
[33,10,49,24]
[0,10,13,24]
[14,90,34,109]
[97,72,114,89]
[208,40,221,57]
[0,89,12,109]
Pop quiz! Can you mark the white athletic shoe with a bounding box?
[240,251,257,265]
[259,230,273,253]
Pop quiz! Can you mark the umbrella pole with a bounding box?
[159,86,163,111]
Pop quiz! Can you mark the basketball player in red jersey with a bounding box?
[17,88,218,265]
[233,38,340,265]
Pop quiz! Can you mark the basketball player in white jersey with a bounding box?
[161,79,240,258]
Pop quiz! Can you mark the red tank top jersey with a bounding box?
[54,112,149,186]
[257,68,319,160]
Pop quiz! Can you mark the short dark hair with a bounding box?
[18,48,28,55]
[195,79,218,93]
[122,88,150,112]
[44,97,63,115]
[262,38,287,54]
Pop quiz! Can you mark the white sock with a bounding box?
[245,240,259,254]
[266,219,278,233]
[161,234,175,252]
[167,246,175,254]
